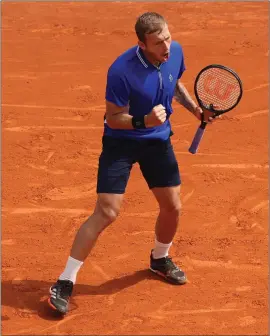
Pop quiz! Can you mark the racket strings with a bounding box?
[196,68,241,111]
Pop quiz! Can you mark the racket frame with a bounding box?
[189,64,243,154]
[194,64,243,116]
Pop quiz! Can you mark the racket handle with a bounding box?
[189,126,205,154]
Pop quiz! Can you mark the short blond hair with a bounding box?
[135,12,167,43]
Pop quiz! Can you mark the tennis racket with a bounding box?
[189,64,243,154]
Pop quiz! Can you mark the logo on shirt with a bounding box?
[169,74,173,82]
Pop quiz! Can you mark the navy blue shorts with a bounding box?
[97,136,181,194]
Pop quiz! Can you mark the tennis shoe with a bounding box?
[150,250,187,285]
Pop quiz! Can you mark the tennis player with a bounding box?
[48,12,215,315]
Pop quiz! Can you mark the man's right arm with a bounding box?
[105,101,167,129]
[105,101,134,129]
[105,67,166,129]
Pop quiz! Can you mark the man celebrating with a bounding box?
[49,12,213,315]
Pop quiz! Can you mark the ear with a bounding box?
[138,40,146,51]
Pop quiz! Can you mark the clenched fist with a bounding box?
[145,104,167,128]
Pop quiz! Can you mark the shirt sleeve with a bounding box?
[177,47,186,79]
[105,67,130,107]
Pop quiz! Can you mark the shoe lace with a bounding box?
[165,257,180,272]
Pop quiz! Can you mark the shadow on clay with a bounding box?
[2,269,166,321]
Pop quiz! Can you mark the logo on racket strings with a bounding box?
[203,75,237,100]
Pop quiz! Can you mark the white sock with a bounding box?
[152,238,172,259]
[59,256,83,284]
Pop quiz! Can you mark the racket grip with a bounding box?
[189,126,205,154]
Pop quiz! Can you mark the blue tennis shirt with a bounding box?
[105,41,186,140]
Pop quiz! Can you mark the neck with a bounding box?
[141,49,160,67]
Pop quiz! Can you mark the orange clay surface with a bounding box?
[2,2,268,335]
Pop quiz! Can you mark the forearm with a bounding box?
[106,112,150,130]
[174,82,197,114]
[106,112,134,129]
[105,101,166,129]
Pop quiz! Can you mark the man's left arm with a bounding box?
[173,80,215,123]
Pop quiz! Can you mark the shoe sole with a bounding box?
[149,267,187,285]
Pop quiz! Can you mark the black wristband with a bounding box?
[132,116,146,129]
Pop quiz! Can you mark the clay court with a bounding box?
[2,1,268,335]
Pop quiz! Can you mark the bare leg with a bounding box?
[149,185,186,285]
[151,185,181,244]
[70,193,123,261]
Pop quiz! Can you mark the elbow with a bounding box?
[106,117,117,129]
[173,86,182,104]
[173,94,181,104]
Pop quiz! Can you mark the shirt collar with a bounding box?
[136,46,170,69]
[136,46,149,68]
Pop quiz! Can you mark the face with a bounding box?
[138,24,172,64]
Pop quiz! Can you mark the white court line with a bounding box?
[237,109,268,119]
[173,123,191,128]
[245,83,269,92]
[2,103,105,111]
[8,207,89,215]
[5,75,38,79]
[4,125,103,131]
[192,164,268,169]
[160,308,244,315]
[174,151,228,156]
[3,207,157,217]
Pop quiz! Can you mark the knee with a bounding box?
[95,203,120,226]
[101,206,119,224]
[160,200,181,217]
